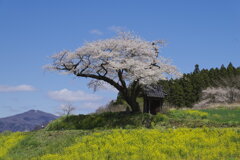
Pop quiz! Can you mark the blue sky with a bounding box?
[0,0,239,117]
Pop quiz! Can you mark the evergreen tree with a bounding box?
[227,62,236,76]
[193,64,200,74]
[220,64,227,78]
[169,82,185,108]
[180,76,195,107]
[200,69,210,88]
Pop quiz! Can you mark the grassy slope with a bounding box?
[45,107,240,130]
[0,107,239,160]
[4,131,90,160]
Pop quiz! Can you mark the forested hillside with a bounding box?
[160,63,240,108]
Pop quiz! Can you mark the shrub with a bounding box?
[153,113,169,122]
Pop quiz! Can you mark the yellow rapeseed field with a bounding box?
[37,128,239,160]
[0,132,26,159]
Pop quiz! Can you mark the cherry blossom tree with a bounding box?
[47,32,181,112]
[195,87,240,107]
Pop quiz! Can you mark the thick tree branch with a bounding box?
[97,62,108,76]
[74,71,123,92]
[118,69,127,89]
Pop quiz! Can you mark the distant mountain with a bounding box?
[0,110,58,132]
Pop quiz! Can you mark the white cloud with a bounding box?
[108,26,126,32]
[103,83,118,93]
[74,102,103,114]
[48,89,102,102]
[81,102,102,110]
[89,29,103,35]
[0,85,35,92]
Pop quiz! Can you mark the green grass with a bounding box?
[45,112,151,130]
[163,107,240,128]
[4,130,90,160]
[201,107,240,123]
[45,106,240,131]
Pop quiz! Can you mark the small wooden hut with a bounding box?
[143,85,166,115]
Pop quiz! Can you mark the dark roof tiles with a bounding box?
[143,85,166,98]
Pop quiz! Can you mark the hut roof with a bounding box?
[143,84,166,98]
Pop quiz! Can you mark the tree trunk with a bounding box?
[123,92,141,113]
[128,97,141,113]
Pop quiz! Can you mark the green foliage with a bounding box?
[161,62,240,108]
[153,113,169,122]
